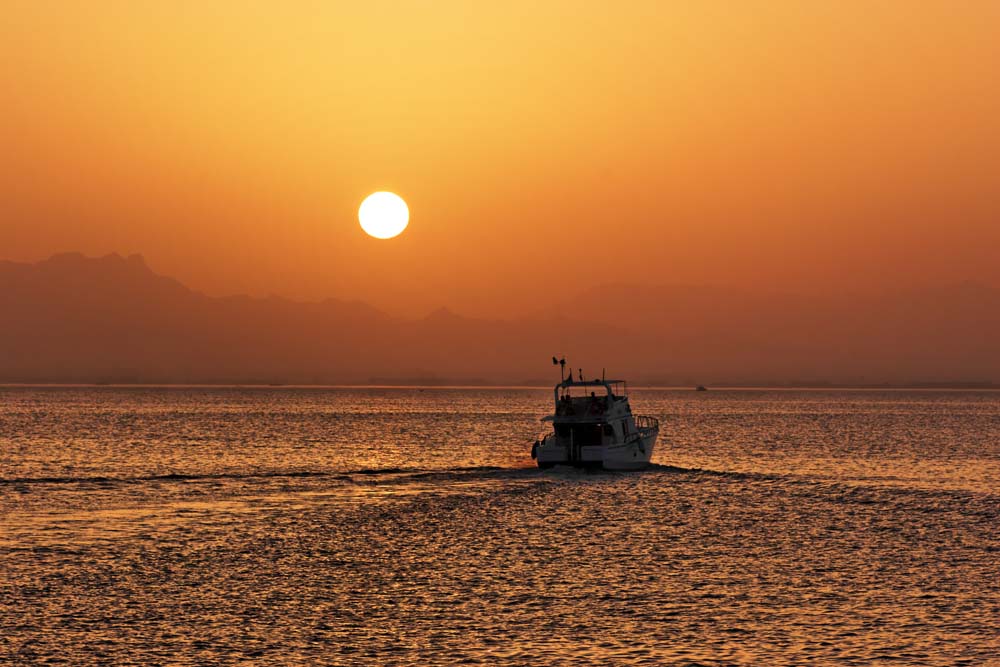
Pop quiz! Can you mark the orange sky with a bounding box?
[2,1,998,317]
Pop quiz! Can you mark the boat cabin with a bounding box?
[541,379,636,446]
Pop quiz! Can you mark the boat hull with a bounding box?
[536,431,657,471]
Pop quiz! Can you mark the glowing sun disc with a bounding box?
[359,191,409,239]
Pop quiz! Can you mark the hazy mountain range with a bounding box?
[1,252,998,386]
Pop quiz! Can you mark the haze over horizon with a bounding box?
[2,251,997,386]
[8,249,1000,321]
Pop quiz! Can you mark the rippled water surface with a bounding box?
[2,387,999,665]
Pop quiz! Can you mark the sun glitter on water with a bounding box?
[358,191,409,239]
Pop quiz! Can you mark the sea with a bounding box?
[1,387,998,666]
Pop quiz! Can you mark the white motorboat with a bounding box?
[531,361,659,470]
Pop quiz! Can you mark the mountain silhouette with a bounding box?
[1,253,997,385]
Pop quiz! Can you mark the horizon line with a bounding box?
[2,382,998,391]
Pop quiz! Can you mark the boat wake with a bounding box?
[4,463,994,506]
[0,465,508,488]
[0,462,825,488]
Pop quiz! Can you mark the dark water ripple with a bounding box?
[2,388,999,665]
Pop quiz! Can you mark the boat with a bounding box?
[531,360,659,470]
[695,385,708,391]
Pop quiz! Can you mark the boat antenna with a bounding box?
[602,368,606,382]
[578,368,583,382]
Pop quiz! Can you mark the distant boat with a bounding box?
[695,385,708,391]
[531,362,659,470]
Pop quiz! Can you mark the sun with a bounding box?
[358,191,409,239]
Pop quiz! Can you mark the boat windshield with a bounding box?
[558,382,624,400]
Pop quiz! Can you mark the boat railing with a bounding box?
[634,415,659,432]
